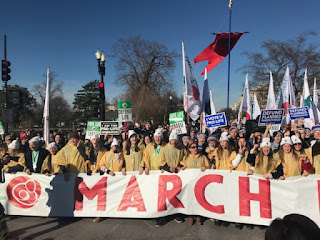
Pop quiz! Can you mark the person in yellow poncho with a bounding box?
[291,135,313,176]
[41,142,68,177]
[229,137,251,172]
[180,141,210,225]
[265,137,312,179]
[246,138,279,176]
[141,128,165,175]
[54,131,86,173]
[122,130,144,174]
[84,135,109,175]
[158,130,185,173]
[2,140,26,173]
[99,138,123,174]
[206,135,218,165]
[210,133,233,170]
[311,125,320,174]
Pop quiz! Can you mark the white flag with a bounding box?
[275,66,292,125]
[201,68,210,133]
[301,68,315,128]
[43,67,50,144]
[314,78,319,108]
[266,70,276,110]
[252,93,261,120]
[237,73,251,123]
[209,89,216,115]
[182,41,201,121]
[313,77,320,124]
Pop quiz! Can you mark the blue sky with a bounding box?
[0,0,319,110]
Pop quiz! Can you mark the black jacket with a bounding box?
[25,148,49,173]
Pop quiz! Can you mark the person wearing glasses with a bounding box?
[180,141,210,225]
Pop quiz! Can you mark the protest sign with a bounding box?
[269,124,281,136]
[100,121,120,135]
[118,101,132,122]
[205,113,227,128]
[169,111,187,135]
[258,109,284,126]
[1,171,320,227]
[85,121,100,139]
[0,121,4,135]
[288,107,310,120]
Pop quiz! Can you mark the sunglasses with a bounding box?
[190,146,198,149]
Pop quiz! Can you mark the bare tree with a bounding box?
[33,71,63,103]
[112,35,179,122]
[241,32,320,95]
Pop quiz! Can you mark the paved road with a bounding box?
[5,216,266,240]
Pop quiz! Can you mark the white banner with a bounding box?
[0,170,320,226]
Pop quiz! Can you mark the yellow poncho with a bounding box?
[180,154,210,169]
[142,143,164,170]
[252,154,279,175]
[158,143,185,168]
[100,150,124,172]
[274,152,302,177]
[123,146,144,171]
[55,142,86,173]
[41,154,67,174]
[212,148,231,170]
[229,151,251,172]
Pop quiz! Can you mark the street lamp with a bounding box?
[95,48,106,121]
[169,95,173,113]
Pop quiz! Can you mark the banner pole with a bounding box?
[226,0,232,123]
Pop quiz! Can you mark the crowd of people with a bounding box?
[1,119,320,229]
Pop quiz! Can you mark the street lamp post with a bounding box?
[95,49,106,121]
[169,95,173,113]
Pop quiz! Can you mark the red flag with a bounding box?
[194,32,244,76]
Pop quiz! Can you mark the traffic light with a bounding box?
[99,82,105,101]
[1,60,11,82]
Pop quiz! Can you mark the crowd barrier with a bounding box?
[0,170,319,226]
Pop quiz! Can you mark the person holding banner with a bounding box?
[142,129,165,174]
[122,130,144,174]
[310,125,320,174]
[54,131,86,173]
[100,138,123,174]
[41,142,68,177]
[266,137,312,179]
[180,141,210,225]
[246,138,278,175]
[158,130,185,174]
[85,135,109,175]
[2,140,26,173]
[211,133,233,171]
[229,137,251,172]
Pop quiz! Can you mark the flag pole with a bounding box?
[226,0,232,123]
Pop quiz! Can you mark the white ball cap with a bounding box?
[260,138,271,148]
[47,142,58,150]
[291,135,302,145]
[29,137,40,143]
[169,130,178,141]
[128,130,137,139]
[154,128,163,138]
[219,132,229,142]
[280,136,293,146]
[8,140,19,150]
[111,138,119,147]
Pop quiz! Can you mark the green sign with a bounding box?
[118,101,132,122]
[169,111,185,124]
[85,121,101,139]
[118,101,131,109]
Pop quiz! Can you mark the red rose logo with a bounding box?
[7,176,41,209]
